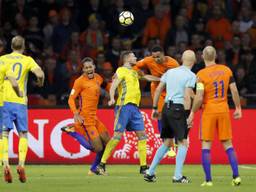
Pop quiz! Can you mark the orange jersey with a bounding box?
[134,56,179,92]
[134,56,179,77]
[197,64,233,114]
[134,56,179,111]
[68,73,103,115]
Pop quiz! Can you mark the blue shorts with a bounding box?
[3,102,28,132]
[114,103,144,132]
[0,107,2,133]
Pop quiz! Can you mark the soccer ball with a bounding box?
[119,11,134,26]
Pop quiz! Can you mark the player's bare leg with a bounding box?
[2,131,12,183]
[99,132,111,146]
[222,139,241,186]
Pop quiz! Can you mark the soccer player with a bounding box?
[0,59,23,167]
[187,46,242,186]
[64,57,110,175]
[134,45,179,157]
[144,50,196,183]
[2,36,45,183]
[97,51,159,175]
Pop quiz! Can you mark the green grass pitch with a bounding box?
[0,165,255,192]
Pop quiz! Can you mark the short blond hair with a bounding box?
[11,36,25,51]
[203,46,216,62]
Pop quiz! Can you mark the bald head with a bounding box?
[182,50,196,67]
[202,46,216,62]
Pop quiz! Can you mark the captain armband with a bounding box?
[196,82,204,90]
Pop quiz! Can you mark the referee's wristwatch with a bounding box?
[153,106,157,110]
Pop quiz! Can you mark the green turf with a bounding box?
[0,165,255,192]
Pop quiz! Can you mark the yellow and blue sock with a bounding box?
[138,138,147,166]
[3,136,9,166]
[18,137,28,167]
[101,137,120,164]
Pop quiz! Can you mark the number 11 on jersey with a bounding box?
[213,80,224,98]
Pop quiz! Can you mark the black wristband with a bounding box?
[153,106,158,110]
[185,110,191,118]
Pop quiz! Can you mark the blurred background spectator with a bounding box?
[0,0,255,107]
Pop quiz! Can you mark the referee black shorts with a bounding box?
[160,102,189,141]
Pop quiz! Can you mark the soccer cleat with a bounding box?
[144,173,156,182]
[96,163,108,176]
[201,181,213,187]
[88,169,100,176]
[139,165,148,174]
[172,176,190,183]
[167,148,176,158]
[232,176,241,186]
[61,125,75,133]
[4,166,13,183]
[17,166,26,183]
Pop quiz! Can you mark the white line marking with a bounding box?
[239,165,256,170]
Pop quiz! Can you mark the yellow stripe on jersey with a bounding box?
[116,67,141,106]
[1,52,40,105]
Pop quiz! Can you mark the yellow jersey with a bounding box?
[2,52,40,105]
[0,59,15,106]
[116,67,141,106]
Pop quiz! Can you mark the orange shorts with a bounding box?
[74,116,108,141]
[200,112,232,141]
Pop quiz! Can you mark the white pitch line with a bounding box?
[239,165,256,170]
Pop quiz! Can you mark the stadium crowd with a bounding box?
[0,0,256,106]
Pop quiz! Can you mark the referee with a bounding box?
[144,50,196,183]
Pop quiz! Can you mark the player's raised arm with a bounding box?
[134,58,147,71]
[140,74,160,82]
[6,76,23,97]
[31,67,45,87]
[229,82,242,119]
[108,74,122,106]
